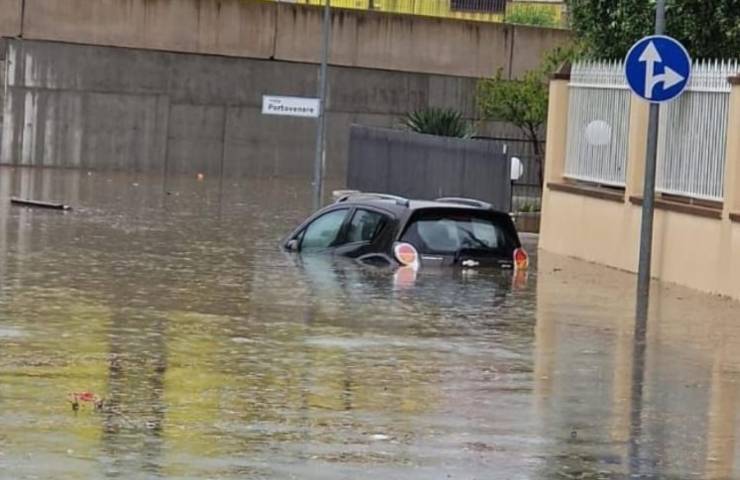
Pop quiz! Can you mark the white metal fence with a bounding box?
[564,61,631,187]
[656,60,740,201]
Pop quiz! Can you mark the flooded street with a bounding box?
[2,166,740,480]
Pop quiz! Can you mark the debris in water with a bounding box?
[10,198,71,211]
[464,441,498,452]
[197,173,205,181]
[68,392,104,411]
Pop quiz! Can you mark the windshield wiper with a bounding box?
[458,227,489,249]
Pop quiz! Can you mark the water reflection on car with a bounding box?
[284,244,527,324]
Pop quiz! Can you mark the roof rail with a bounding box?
[435,197,492,209]
[335,192,410,207]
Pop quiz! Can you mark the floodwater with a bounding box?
[1,167,740,480]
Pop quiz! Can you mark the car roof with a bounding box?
[334,194,507,216]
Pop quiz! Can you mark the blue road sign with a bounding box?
[625,35,692,103]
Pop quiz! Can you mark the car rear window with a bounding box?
[400,209,518,254]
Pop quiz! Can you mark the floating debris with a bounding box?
[10,197,71,211]
[68,392,104,411]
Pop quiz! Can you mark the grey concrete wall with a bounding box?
[1,39,520,179]
[0,40,6,150]
[5,0,571,79]
[22,0,276,60]
[347,125,511,211]
[510,24,572,76]
[0,0,21,37]
[273,5,514,78]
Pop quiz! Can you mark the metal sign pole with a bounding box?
[313,0,331,211]
[635,0,666,323]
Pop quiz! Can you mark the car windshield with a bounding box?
[400,209,517,255]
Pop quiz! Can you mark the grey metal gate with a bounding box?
[347,125,511,212]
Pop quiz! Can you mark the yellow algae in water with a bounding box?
[162,310,248,464]
[1,288,111,465]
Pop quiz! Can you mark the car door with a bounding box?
[296,208,351,253]
[333,207,393,259]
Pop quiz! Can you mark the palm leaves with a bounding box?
[403,107,472,138]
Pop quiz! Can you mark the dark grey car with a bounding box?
[282,193,529,270]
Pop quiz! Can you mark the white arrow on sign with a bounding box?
[639,41,685,99]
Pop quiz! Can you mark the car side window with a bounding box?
[300,209,349,251]
[346,209,387,243]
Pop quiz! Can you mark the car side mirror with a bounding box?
[286,239,299,251]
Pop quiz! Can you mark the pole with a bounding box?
[313,0,331,211]
[635,0,666,323]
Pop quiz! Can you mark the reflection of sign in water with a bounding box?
[262,95,320,118]
[625,35,691,103]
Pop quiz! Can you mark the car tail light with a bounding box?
[394,242,419,268]
[513,247,529,271]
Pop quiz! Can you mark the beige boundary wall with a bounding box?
[0,0,570,79]
[540,72,740,300]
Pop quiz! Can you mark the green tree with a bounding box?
[567,0,740,59]
[477,68,548,157]
[476,46,580,184]
[505,4,559,28]
[667,0,740,58]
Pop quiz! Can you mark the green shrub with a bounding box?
[403,107,472,138]
[518,201,541,213]
[506,4,559,28]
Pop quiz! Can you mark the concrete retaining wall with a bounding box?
[3,0,571,79]
[0,40,6,148]
[0,2,568,178]
[0,39,519,179]
[0,0,21,37]
[273,5,513,78]
[22,0,277,60]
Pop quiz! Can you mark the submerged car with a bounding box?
[282,192,529,271]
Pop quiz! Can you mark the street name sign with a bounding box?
[262,95,320,118]
[625,35,692,103]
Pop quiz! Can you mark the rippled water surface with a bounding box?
[2,167,740,480]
